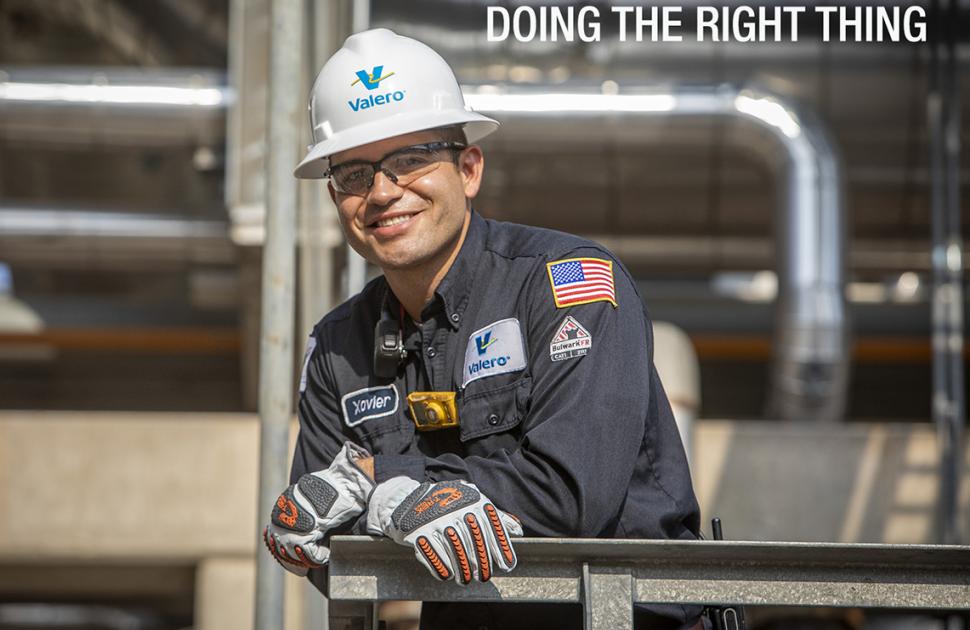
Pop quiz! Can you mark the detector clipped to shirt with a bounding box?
[407,391,459,431]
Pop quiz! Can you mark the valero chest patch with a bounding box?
[341,385,399,427]
[462,318,527,387]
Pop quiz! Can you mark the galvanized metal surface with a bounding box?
[328,536,970,611]
[583,564,634,630]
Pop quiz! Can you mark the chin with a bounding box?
[375,252,429,271]
[365,238,431,270]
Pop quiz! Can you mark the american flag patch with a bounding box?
[546,257,617,308]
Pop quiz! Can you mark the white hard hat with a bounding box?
[294,28,499,179]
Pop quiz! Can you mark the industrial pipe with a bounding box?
[0,67,231,146]
[467,84,848,421]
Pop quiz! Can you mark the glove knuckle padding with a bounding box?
[298,473,340,517]
[272,486,315,533]
[463,513,491,581]
[444,525,474,584]
[391,481,481,533]
[415,534,451,580]
[483,503,517,569]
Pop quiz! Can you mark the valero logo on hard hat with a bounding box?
[348,64,406,112]
[352,65,394,90]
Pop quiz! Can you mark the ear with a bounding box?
[327,181,337,204]
[457,145,484,200]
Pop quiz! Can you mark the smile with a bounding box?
[371,213,416,229]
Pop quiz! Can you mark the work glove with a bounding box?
[263,442,374,576]
[366,476,523,585]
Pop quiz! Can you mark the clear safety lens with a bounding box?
[329,142,464,195]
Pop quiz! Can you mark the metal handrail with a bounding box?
[327,536,970,630]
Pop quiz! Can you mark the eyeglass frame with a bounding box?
[323,141,468,195]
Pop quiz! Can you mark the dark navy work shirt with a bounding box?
[292,210,702,629]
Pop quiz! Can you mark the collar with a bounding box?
[428,210,484,330]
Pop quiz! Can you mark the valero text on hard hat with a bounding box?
[348,90,406,112]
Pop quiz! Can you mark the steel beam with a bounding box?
[328,536,970,630]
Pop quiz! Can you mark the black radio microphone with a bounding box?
[373,317,407,379]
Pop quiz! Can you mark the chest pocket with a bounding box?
[457,376,532,452]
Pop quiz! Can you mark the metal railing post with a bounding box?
[254,0,304,628]
[583,564,634,630]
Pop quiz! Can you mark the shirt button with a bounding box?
[487,413,500,426]
[426,346,437,358]
[450,313,460,323]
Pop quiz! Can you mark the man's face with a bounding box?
[328,130,484,272]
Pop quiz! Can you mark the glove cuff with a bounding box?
[330,442,376,504]
[365,476,421,536]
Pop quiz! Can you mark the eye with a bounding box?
[387,151,435,172]
[334,165,371,189]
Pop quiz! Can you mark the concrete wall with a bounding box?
[693,421,970,544]
[0,412,307,630]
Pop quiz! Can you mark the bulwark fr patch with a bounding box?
[549,315,592,362]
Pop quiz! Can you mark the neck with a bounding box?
[385,210,471,321]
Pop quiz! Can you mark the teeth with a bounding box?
[376,214,413,228]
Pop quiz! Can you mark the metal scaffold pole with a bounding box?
[254,0,304,628]
[344,0,370,300]
[928,0,964,549]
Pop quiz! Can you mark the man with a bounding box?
[263,28,703,630]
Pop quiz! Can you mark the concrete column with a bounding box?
[196,557,256,630]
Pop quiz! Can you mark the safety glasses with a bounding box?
[325,141,466,196]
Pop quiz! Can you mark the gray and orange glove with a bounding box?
[263,442,374,576]
[366,476,523,585]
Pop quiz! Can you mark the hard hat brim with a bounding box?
[294,110,499,179]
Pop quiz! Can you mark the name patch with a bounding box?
[341,385,399,428]
[463,318,527,387]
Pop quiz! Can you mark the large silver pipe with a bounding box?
[0,207,233,269]
[467,84,848,421]
[254,0,303,628]
[0,67,231,146]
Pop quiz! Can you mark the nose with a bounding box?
[366,169,404,206]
